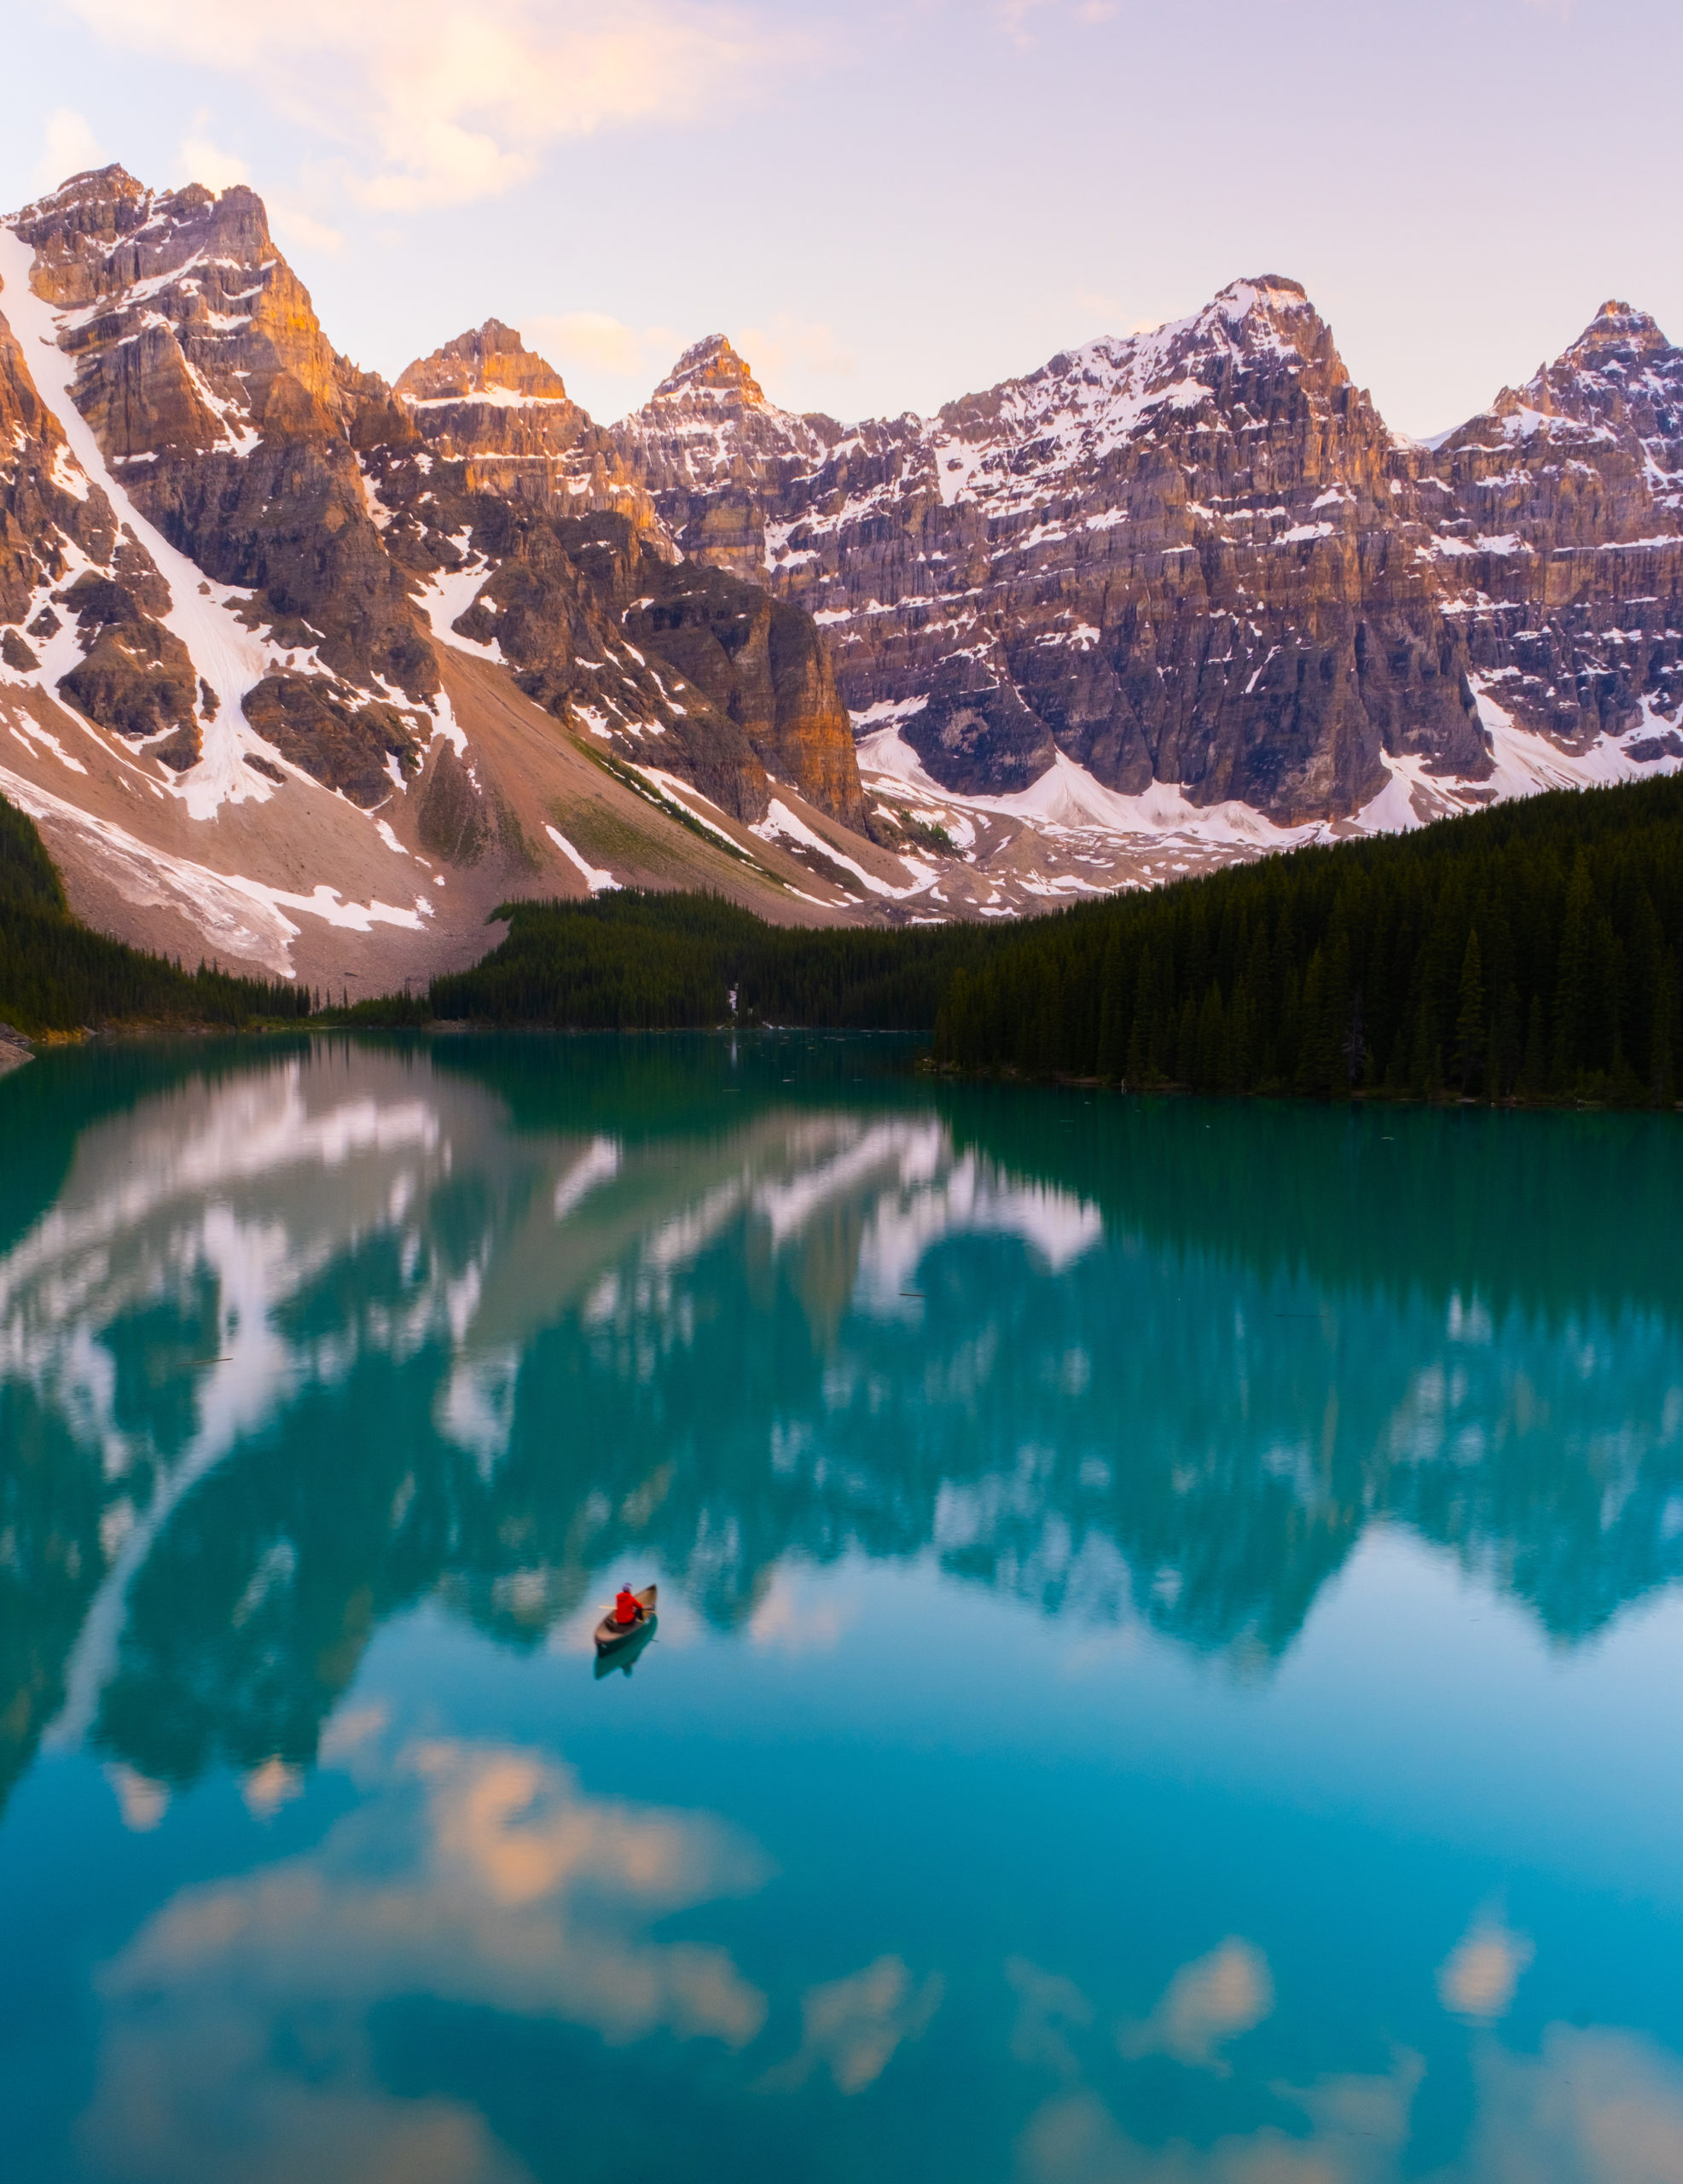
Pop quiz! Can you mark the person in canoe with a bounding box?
[595,1583,658,1657]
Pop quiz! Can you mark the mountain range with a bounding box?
[2,164,1680,994]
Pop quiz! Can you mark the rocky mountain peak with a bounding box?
[1551,298,1674,376]
[923,273,1361,524]
[1588,298,1657,334]
[653,335,766,405]
[395,320,570,407]
[1210,272,1314,335]
[1192,273,1345,386]
[1216,272,1308,306]
[618,270,1483,820]
[1570,302,1674,378]
[1473,297,1683,452]
[12,169,283,316]
[613,334,832,551]
[13,162,148,243]
[386,317,662,536]
[20,174,363,459]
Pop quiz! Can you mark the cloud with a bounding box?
[733,316,857,394]
[34,107,103,193]
[759,1955,944,2094]
[267,202,344,256]
[526,311,660,381]
[1437,1916,1534,2024]
[1280,2049,1424,2161]
[1074,288,1125,327]
[80,1739,770,2181]
[241,1757,304,1818]
[65,0,810,211]
[1118,1937,1274,2072]
[177,116,249,193]
[316,1701,389,1767]
[1021,2025,1683,2184]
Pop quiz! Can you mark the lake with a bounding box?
[3,1032,1681,2183]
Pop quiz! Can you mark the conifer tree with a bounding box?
[1455,929,1486,1096]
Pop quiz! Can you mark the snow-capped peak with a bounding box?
[653,334,767,405]
[1214,273,1311,322]
[1457,297,1683,483]
[395,321,572,410]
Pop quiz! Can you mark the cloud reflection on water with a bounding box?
[1117,1939,1274,2074]
[81,1735,770,2183]
[1016,2024,1683,2184]
[1438,1917,1535,2024]
[758,1955,945,2095]
[0,1040,1676,2181]
[1016,1937,1683,2184]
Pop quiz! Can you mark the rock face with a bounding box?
[612,336,839,584]
[369,459,863,823]
[382,323,865,823]
[618,284,1683,817]
[0,274,203,765]
[0,169,865,834]
[1426,301,1683,749]
[4,167,438,799]
[614,286,1496,821]
[393,319,659,535]
[0,307,116,624]
[4,163,1681,946]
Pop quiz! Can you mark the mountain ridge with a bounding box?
[0,166,915,1002]
[3,163,1681,991]
[607,276,1683,826]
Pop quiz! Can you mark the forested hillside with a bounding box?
[428,891,988,1031]
[7,778,1683,1105]
[934,777,1683,1104]
[415,777,1683,1105]
[0,795,309,1034]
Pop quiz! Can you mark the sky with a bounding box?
[2,0,1678,439]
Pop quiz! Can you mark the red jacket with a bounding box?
[614,1590,641,1625]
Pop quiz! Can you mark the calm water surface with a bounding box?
[3,1034,1682,2181]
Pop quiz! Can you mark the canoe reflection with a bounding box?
[594,1615,658,1679]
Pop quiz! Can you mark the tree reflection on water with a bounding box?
[1,1033,1680,1813]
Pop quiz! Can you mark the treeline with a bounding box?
[0,794,309,1034]
[428,891,989,1031]
[9,775,1683,1104]
[935,776,1683,1104]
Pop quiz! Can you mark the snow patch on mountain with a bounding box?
[543,824,617,893]
[0,763,429,976]
[0,221,285,817]
[856,724,1311,854]
[414,549,502,662]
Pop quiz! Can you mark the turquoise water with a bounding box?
[3,1034,1683,2182]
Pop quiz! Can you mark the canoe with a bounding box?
[594,1583,658,1654]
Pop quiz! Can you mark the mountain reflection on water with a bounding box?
[9,1035,1683,2184]
[2,1033,1680,1815]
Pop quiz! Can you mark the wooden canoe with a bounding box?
[594,1584,658,1654]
